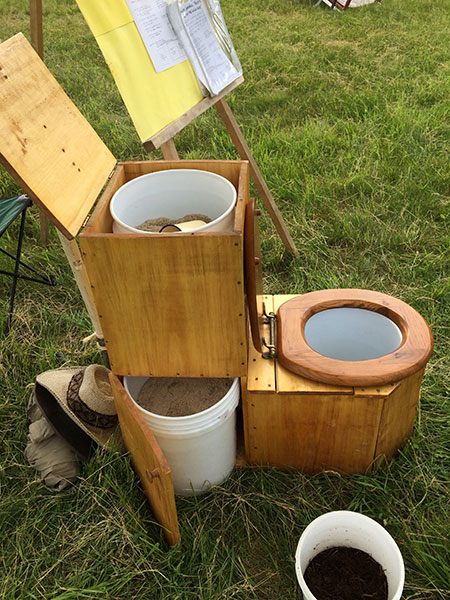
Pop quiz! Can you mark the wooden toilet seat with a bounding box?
[276,289,433,386]
[244,199,433,387]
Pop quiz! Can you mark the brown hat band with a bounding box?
[67,371,118,430]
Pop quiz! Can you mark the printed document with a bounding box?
[169,0,240,96]
[125,0,187,72]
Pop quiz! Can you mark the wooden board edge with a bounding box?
[143,76,244,151]
[80,164,124,235]
[0,153,75,239]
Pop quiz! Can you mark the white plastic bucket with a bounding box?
[110,169,237,234]
[295,511,405,600]
[124,376,240,496]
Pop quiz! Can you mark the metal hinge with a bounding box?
[262,302,277,359]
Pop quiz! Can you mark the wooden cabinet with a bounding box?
[79,160,249,378]
[243,296,424,474]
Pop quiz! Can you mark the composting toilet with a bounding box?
[242,198,433,474]
[245,198,433,387]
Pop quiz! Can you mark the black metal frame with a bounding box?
[0,194,56,334]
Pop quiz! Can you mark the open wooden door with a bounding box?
[109,374,180,546]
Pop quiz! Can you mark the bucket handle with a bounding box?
[159,223,182,233]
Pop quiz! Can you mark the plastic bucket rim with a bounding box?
[124,376,240,423]
[295,511,405,600]
[110,168,237,234]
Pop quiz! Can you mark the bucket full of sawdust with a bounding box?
[110,169,237,234]
[123,376,240,496]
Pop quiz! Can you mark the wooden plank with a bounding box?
[80,233,247,377]
[0,34,116,239]
[243,295,275,466]
[109,374,180,546]
[244,198,265,353]
[215,98,299,256]
[116,159,247,198]
[82,164,127,235]
[142,76,244,152]
[374,369,424,462]
[354,381,401,397]
[246,296,276,392]
[273,295,353,394]
[273,294,297,307]
[276,362,354,394]
[82,160,249,236]
[244,390,384,474]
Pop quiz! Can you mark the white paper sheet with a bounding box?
[125,0,187,73]
[178,0,239,95]
[167,2,209,94]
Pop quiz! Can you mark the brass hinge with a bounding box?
[262,302,277,359]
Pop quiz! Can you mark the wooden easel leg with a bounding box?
[30,0,44,58]
[160,139,180,161]
[39,213,49,245]
[30,0,49,246]
[215,98,299,256]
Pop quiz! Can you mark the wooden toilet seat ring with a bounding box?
[277,288,433,387]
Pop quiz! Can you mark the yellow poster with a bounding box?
[76,0,204,143]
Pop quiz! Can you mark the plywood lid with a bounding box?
[0,34,116,239]
[244,197,265,353]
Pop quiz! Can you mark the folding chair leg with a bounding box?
[5,207,27,334]
[0,248,56,285]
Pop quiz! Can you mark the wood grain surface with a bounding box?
[277,288,433,386]
[80,160,249,377]
[0,34,116,239]
[109,374,180,546]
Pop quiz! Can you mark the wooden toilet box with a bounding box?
[78,159,249,379]
[243,296,425,474]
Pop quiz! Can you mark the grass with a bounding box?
[0,0,449,598]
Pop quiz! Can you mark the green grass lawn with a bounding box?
[0,0,449,598]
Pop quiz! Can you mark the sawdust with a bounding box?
[137,213,211,232]
[137,377,233,417]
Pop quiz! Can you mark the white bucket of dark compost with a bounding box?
[295,511,404,600]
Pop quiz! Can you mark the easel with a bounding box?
[30,0,299,256]
[154,98,297,255]
[29,0,49,245]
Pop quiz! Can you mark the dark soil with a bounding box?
[303,546,388,600]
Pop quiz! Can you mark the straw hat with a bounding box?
[35,365,123,459]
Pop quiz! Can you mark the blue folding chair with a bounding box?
[0,194,56,333]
